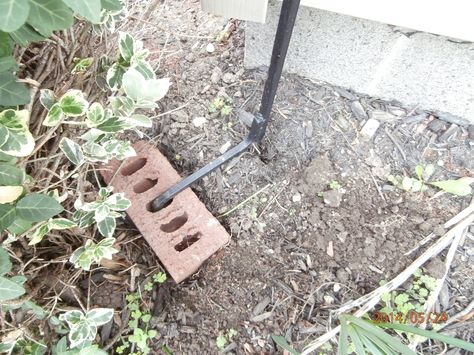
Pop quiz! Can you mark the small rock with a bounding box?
[304,120,314,137]
[390,108,406,116]
[210,68,222,84]
[350,101,368,120]
[292,193,301,203]
[363,244,376,258]
[433,225,445,236]
[219,141,232,154]
[252,296,271,316]
[359,118,380,139]
[424,257,445,279]
[365,149,383,167]
[303,154,335,192]
[184,53,194,62]
[192,116,207,127]
[381,184,395,192]
[234,90,242,98]
[412,215,425,224]
[222,72,235,84]
[336,268,350,283]
[333,283,341,292]
[250,311,273,322]
[372,165,391,179]
[326,241,334,257]
[468,125,474,140]
[369,110,397,122]
[418,221,432,233]
[323,295,334,304]
[241,218,252,230]
[334,87,356,100]
[428,118,447,133]
[205,43,215,53]
[235,108,253,127]
[323,190,343,208]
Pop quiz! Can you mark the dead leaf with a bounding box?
[103,274,125,282]
[100,257,128,270]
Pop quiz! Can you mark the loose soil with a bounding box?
[86,1,474,353]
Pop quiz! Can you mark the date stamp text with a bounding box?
[371,311,447,325]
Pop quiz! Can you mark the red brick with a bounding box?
[101,141,230,282]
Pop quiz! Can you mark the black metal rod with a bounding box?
[259,0,301,123]
[150,0,300,211]
[151,134,253,211]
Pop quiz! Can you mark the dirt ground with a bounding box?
[86,1,474,353]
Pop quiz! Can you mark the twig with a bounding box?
[367,167,386,202]
[384,127,407,161]
[107,160,127,186]
[258,183,287,218]
[218,184,272,218]
[151,101,190,118]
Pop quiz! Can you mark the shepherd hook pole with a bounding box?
[151,0,301,212]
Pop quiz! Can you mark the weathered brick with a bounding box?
[101,141,230,282]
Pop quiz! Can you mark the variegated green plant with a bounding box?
[73,187,130,238]
[0,110,34,157]
[0,0,125,106]
[69,237,118,271]
[58,308,114,349]
[69,187,129,270]
[40,33,170,167]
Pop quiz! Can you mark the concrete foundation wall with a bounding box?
[245,1,474,124]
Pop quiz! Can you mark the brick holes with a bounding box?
[121,157,147,176]
[146,198,172,212]
[174,232,201,252]
[101,142,232,282]
[160,212,188,233]
[133,178,158,193]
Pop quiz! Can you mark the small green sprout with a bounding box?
[216,329,237,350]
[117,272,167,354]
[209,96,233,116]
[216,335,227,350]
[329,180,341,190]
[153,272,167,283]
[72,57,94,74]
[388,164,472,196]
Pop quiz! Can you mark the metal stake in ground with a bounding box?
[151,0,301,212]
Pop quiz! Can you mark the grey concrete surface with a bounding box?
[245,0,474,124]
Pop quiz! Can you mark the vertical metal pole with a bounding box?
[150,0,301,211]
[257,0,301,141]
